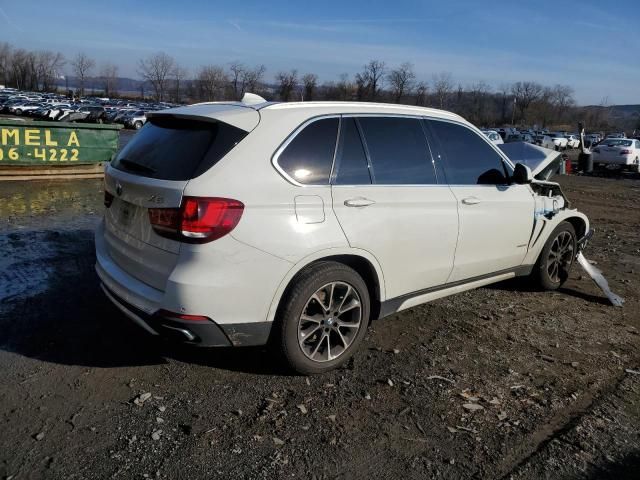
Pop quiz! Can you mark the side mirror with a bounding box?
[512,163,533,184]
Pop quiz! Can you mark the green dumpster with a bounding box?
[0,119,122,180]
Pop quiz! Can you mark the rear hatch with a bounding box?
[103,105,258,290]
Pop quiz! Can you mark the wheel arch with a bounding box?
[266,249,386,324]
[564,215,588,241]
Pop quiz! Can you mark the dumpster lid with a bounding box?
[147,103,260,132]
[498,142,562,180]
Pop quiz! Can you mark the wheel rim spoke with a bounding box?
[297,281,362,363]
[547,231,574,283]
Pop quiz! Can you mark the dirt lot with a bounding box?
[1,163,639,479]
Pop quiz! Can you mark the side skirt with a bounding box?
[377,266,532,319]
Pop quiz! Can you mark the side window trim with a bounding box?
[425,118,512,185]
[353,117,377,184]
[330,116,373,185]
[271,114,340,187]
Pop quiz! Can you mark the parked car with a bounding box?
[124,110,147,130]
[95,97,591,374]
[564,135,580,149]
[606,132,626,139]
[506,133,534,144]
[8,101,44,115]
[481,129,504,145]
[547,133,568,150]
[592,138,640,172]
[534,134,555,149]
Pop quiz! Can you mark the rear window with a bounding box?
[111,117,247,180]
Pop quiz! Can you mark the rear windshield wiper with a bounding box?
[118,158,156,175]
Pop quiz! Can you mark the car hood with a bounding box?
[498,142,562,181]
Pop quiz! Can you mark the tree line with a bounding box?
[0,43,629,131]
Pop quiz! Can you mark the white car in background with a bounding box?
[592,138,640,172]
[124,110,148,130]
[547,133,568,150]
[564,135,580,149]
[481,130,504,145]
[534,134,555,149]
[96,96,590,374]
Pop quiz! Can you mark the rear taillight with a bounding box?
[104,190,114,208]
[148,197,244,244]
[620,149,631,155]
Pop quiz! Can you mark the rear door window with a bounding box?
[427,120,508,185]
[111,117,247,180]
[333,118,371,185]
[277,117,339,185]
[357,117,436,184]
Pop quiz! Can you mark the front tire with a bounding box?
[532,221,577,290]
[275,262,370,374]
[134,121,143,130]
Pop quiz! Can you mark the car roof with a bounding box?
[150,100,466,132]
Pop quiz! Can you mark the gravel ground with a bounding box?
[0,160,639,479]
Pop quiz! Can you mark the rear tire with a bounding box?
[134,121,143,130]
[275,262,370,374]
[531,221,577,290]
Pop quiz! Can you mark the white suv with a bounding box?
[96,97,590,374]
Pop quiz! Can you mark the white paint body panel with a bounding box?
[332,185,458,298]
[447,184,534,281]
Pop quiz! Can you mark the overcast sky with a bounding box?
[1,0,638,105]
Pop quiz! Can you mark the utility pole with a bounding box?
[511,97,516,126]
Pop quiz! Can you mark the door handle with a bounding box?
[344,197,376,208]
[461,196,481,205]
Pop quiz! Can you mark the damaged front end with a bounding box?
[501,142,622,306]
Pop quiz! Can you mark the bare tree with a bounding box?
[172,64,188,103]
[355,72,368,100]
[359,60,386,100]
[197,65,228,101]
[301,73,318,101]
[228,61,245,99]
[276,70,298,102]
[0,42,11,86]
[138,52,175,102]
[336,73,352,100]
[511,81,544,123]
[387,62,415,103]
[468,81,492,125]
[242,64,266,95]
[100,62,118,97]
[34,51,65,91]
[228,62,266,99]
[71,52,95,97]
[432,72,454,109]
[415,81,428,106]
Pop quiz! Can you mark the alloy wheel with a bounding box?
[297,282,362,363]
[546,231,574,283]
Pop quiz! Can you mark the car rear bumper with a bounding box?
[593,157,635,166]
[95,219,279,347]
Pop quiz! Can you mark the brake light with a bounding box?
[620,149,631,155]
[148,197,244,243]
[104,190,114,208]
